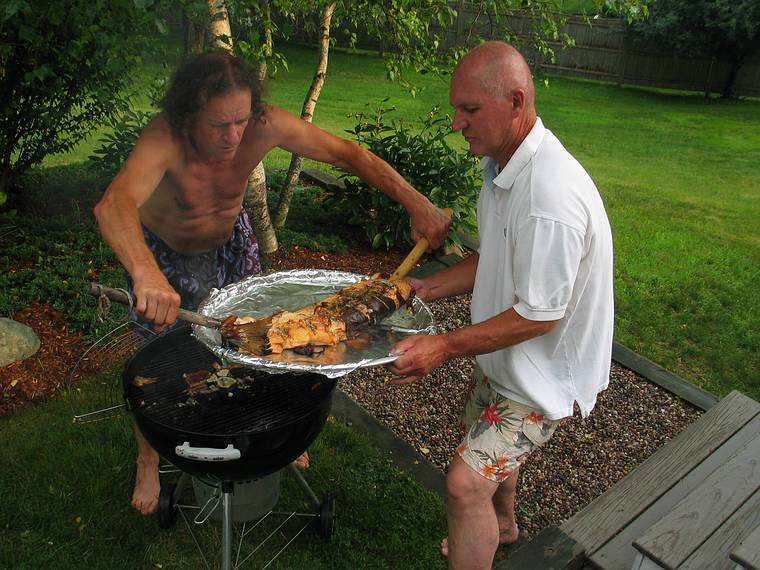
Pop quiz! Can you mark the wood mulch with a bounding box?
[0,300,86,416]
[265,243,411,277]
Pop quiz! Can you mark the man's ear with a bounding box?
[511,89,526,114]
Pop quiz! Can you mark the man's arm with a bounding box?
[93,117,180,328]
[406,253,479,302]
[261,106,450,249]
[388,308,558,384]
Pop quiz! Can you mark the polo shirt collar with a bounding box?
[480,117,546,190]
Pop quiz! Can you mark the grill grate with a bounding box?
[125,331,332,436]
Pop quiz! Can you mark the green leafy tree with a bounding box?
[0,0,165,206]
[631,0,760,98]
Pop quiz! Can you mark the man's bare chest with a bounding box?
[166,161,251,209]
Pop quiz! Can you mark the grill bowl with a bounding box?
[123,327,336,481]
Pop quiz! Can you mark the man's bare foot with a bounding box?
[132,460,160,515]
[439,524,519,557]
[293,451,309,469]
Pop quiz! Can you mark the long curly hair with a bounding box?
[160,51,265,134]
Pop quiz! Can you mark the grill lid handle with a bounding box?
[175,442,241,462]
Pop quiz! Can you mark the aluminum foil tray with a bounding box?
[192,269,436,378]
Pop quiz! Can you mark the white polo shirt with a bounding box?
[471,117,614,420]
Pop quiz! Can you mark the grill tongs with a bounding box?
[89,282,224,330]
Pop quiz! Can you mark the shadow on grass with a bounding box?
[13,163,110,221]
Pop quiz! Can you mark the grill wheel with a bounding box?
[157,483,179,529]
[319,493,337,540]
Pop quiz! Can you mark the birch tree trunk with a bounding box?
[207,0,278,254]
[257,0,273,82]
[244,162,278,253]
[245,0,278,254]
[271,3,336,230]
[208,0,232,50]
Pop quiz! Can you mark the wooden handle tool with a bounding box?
[389,207,453,281]
[88,282,223,329]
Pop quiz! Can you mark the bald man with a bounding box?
[388,42,614,569]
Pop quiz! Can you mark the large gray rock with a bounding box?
[0,318,41,367]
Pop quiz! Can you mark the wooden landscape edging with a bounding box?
[611,342,718,411]
[329,389,447,498]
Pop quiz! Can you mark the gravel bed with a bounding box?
[340,294,703,539]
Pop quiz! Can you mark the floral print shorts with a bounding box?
[457,369,561,482]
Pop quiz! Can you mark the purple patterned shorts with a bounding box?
[127,209,261,333]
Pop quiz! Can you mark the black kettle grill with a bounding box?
[123,326,337,481]
[123,326,338,569]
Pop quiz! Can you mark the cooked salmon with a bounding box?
[222,277,414,356]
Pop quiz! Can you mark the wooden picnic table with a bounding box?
[731,523,760,570]
[503,390,760,570]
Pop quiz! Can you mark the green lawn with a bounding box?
[36,42,760,401]
[535,80,760,398]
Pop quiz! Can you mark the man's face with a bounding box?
[449,65,515,163]
[192,88,252,159]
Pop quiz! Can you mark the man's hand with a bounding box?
[405,276,431,302]
[388,334,449,385]
[133,271,181,331]
[410,203,451,251]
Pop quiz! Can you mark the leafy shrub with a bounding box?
[264,182,349,253]
[1,164,131,339]
[275,227,348,254]
[326,101,479,250]
[88,109,154,174]
[0,208,126,340]
[0,0,165,199]
[89,78,165,174]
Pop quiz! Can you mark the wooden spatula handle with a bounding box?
[390,238,430,281]
[389,208,453,281]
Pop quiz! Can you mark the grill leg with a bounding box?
[221,481,234,570]
[288,463,320,509]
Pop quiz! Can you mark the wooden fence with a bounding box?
[285,4,759,97]
[442,6,760,97]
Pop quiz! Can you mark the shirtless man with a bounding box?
[94,51,450,516]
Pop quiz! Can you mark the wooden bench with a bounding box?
[631,422,759,569]
[503,390,759,570]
